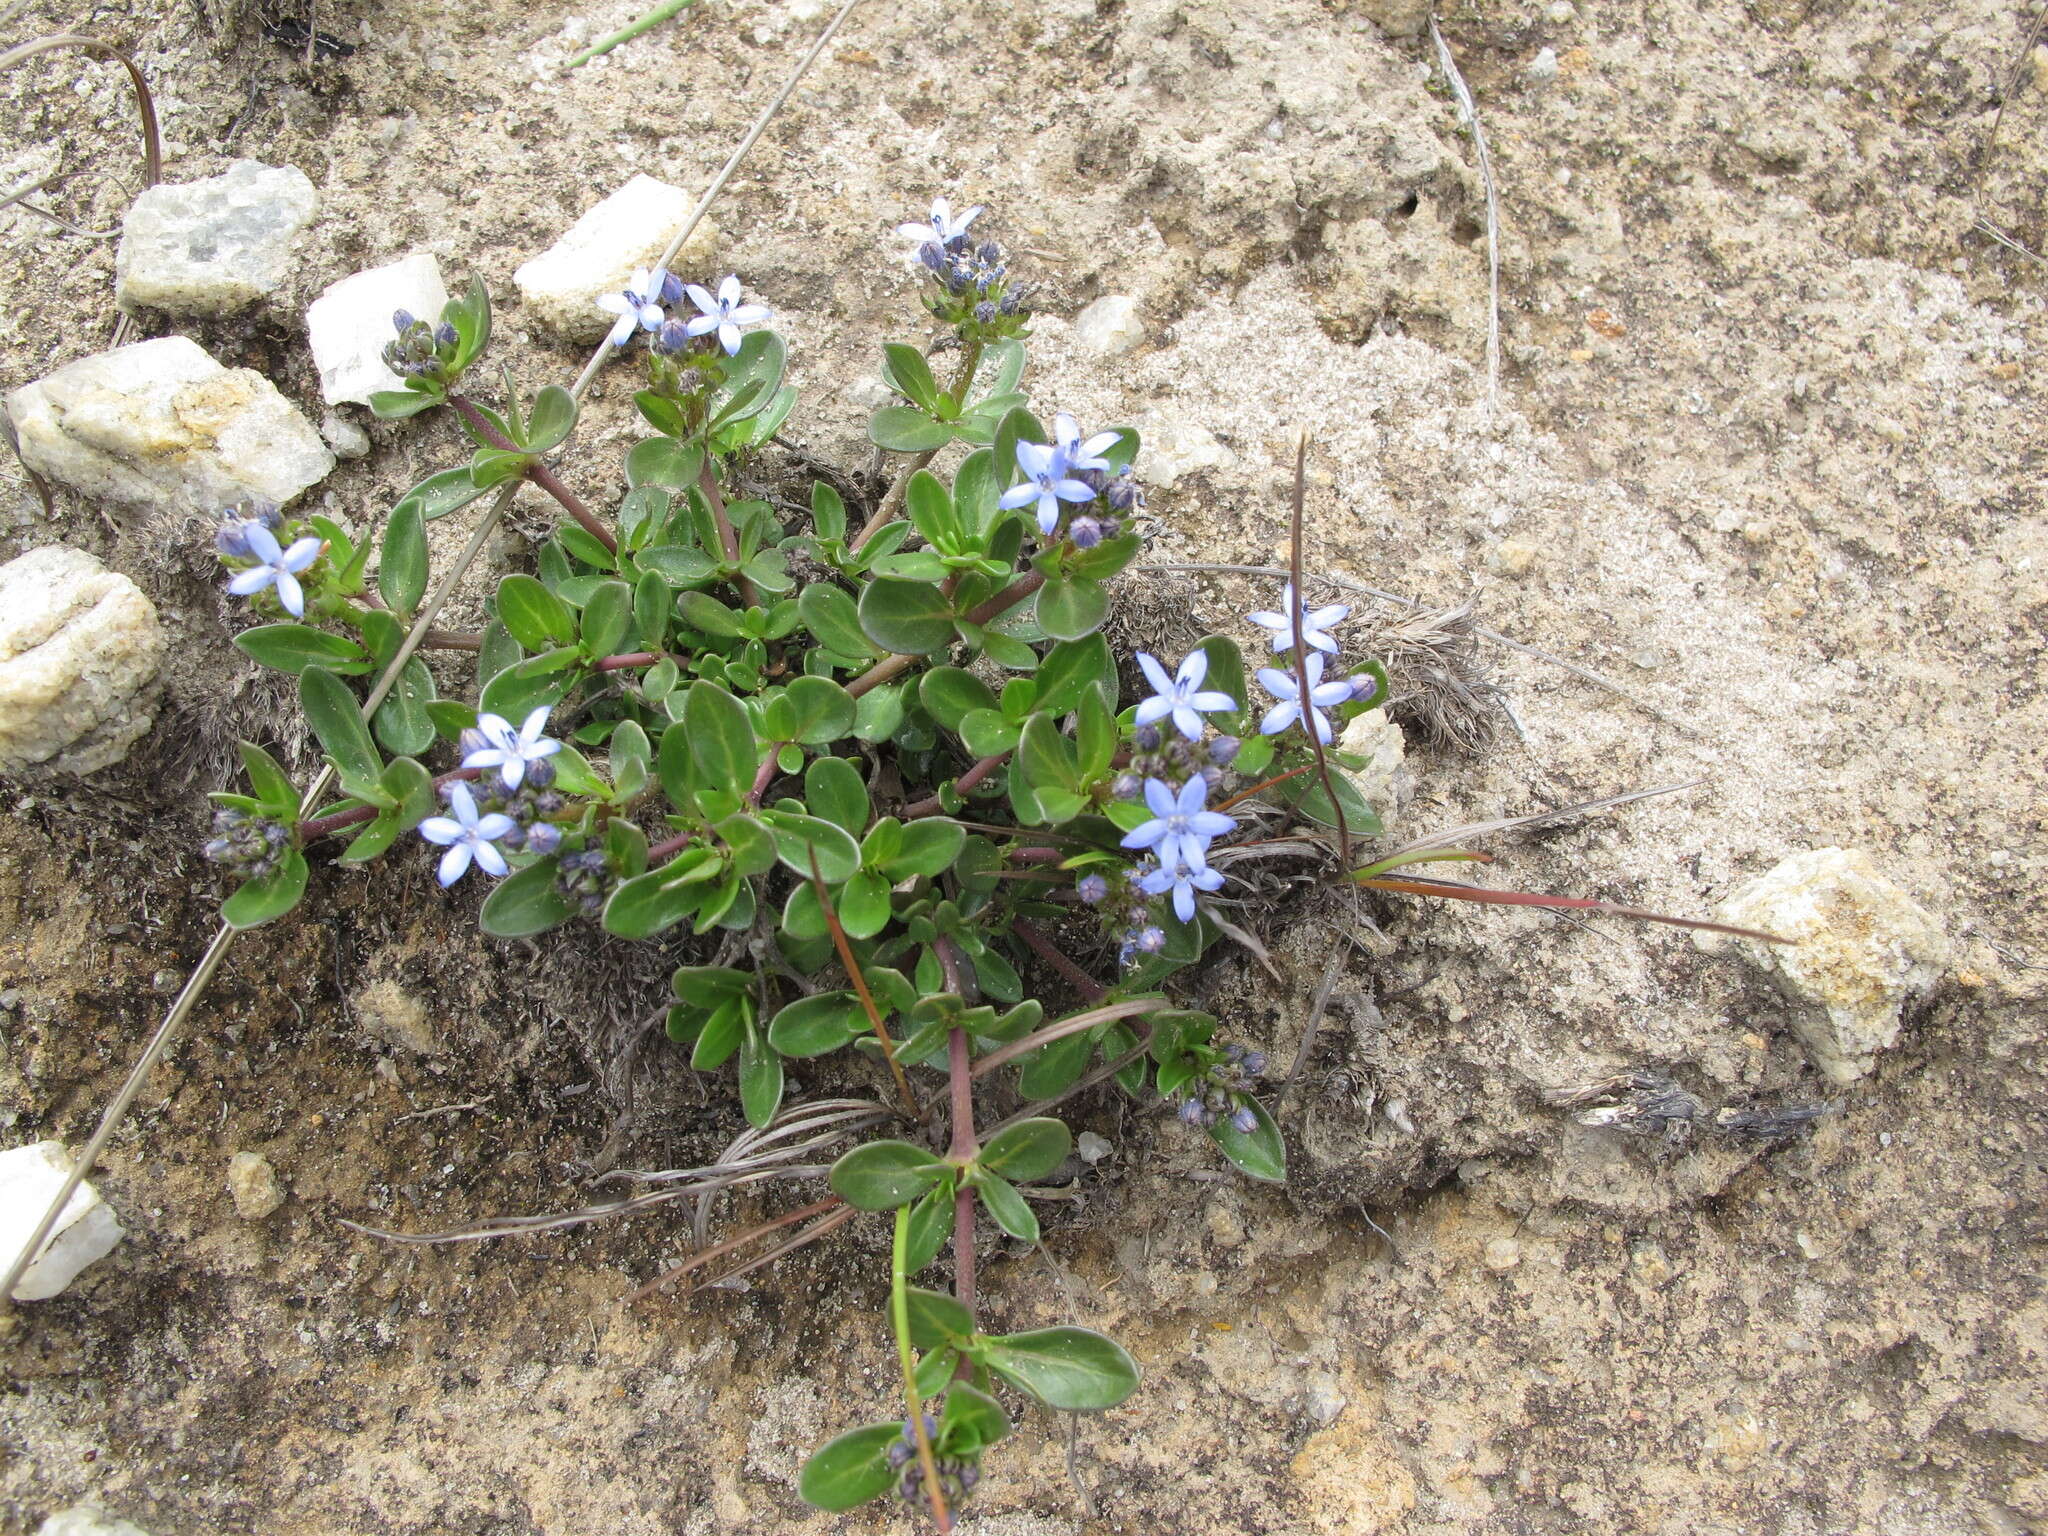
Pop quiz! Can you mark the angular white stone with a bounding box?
[1699,848,1951,1084]
[1072,294,1143,355]
[35,1507,153,1536]
[0,546,163,775]
[305,252,449,406]
[4,337,333,518]
[1337,706,1410,832]
[115,160,317,317]
[1130,408,1237,490]
[0,1141,125,1301]
[514,174,719,343]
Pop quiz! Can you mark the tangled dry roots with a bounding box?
[1357,596,1507,752]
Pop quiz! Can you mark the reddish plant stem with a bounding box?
[900,750,1010,819]
[697,459,761,610]
[746,752,778,805]
[1007,845,1063,865]
[299,765,482,842]
[1012,917,1109,1003]
[646,831,692,862]
[423,628,483,652]
[594,651,664,672]
[844,569,1046,701]
[446,394,618,556]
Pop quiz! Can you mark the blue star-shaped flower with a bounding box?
[999,440,1097,535]
[1247,581,1350,655]
[1119,775,1237,870]
[225,523,323,618]
[596,267,670,348]
[1134,650,1237,741]
[1256,652,1354,745]
[417,782,518,887]
[896,197,984,253]
[460,707,563,791]
[683,274,772,356]
[1138,853,1225,924]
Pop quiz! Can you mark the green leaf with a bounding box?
[835,869,893,939]
[829,1140,947,1210]
[685,682,758,792]
[1017,712,1081,795]
[717,812,779,877]
[905,1286,974,1350]
[979,1117,1072,1181]
[1206,1094,1287,1182]
[882,342,942,412]
[376,501,428,618]
[859,577,956,655]
[974,1171,1039,1242]
[759,809,862,885]
[626,435,705,490]
[882,819,966,880]
[1035,575,1109,641]
[496,573,574,650]
[579,579,634,659]
[869,405,952,453]
[918,667,999,731]
[479,858,575,937]
[1279,764,1384,838]
[797,1423,900,1513]
[1032,635,1115,718]
[1192,633,1248,718]
[939,1381,1012,1454]
[471,446,534,489]
[766,992,866,1057]
[691,996,747,1069]
[852,682,907,742]
[1017,1027,1095,1098]
[233,624,373,677]
[982,1327,1140,1411]
[221,849,309,929]
[525,384,578,452]
[670,965,755,1005]
[235,741,296,812]
[903,1185,952,1272]
[369,387,441,420]
[371,656,437,757]
[392,464,490,523]
[739,1024,784,1128]
[797,583,878,659]
[803,755,870,834]
[603,849,719,938]
[784,675,857,744]
[443,273,491,373]
[959,708,1021,758]
[904,469,963,550]
[299,667,381,788]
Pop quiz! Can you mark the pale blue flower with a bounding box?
[1139,854,1224,924]
[683,274,771,356]
[1120,775,1236,869]
[461,707,562,790]
[417,782,517,887]
[896,197,983,251]
[225,523,322,618]
[1256,652,1353,744]
[1000,440,1096,534]
[1134,650,1236,741]
[1052,413,1119,476]
[1247,582,1350,655]
[596,267,670,348]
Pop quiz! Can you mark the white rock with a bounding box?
[514,174,719,343]
[35,1507,153,1536]
[1526,47,1560,84]
[0,547,163,775]
[1337,706,1411,833]
[1698,848,1951,1084]
[320,409,371,461]
[1130,409,1236,490]
[227,1151,285,1219]
[0,1142,125,1301]
[1072,294,1143,355]
[305,252,448,406]
[115,160,317,316]
[4,336,333,518]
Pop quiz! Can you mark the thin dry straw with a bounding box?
[0,0,866,1311]
[1428,16,1500,410]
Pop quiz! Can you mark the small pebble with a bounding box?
[227,1151,285,1220]
[1483,1237,1521,1272]
[1526,47,1559,83]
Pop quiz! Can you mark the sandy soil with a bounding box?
[1,0,2044,1532]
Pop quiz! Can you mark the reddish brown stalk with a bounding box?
[697,459,761,610]
[1285,431,1350,867]
[447,394,618,555]
[423,628,483,652]
[808,850,919,1117]
[1355,875,1795,943]
[1214,763,1315,813]
[844,570,1047,701]
[299,765,482,842]
[646,831,693,862]
[594,651,671,672]
[900,750,1010,819]
[1012,918,1109,1003]
[623,1195,844,1304]
[746,753,779,806]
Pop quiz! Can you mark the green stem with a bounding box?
[562,0,701,68]
[893,1204,953,1533]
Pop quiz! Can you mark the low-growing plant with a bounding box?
[200,197,1776,1527]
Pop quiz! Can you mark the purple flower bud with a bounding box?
[1133,723,1161,752]
[1242,1051,1267,1076]
[1208,735,1240,766]
[659,270,685,305]
[654,318,691,356]
[1348,673,1380,704]
[1112,772,1143,801]
[498,823,526,852]
[434,322,458,348]
[1068,515,1103,549]
[1178,1097,1206,1125]
[1076,873,1109,904]
[391,309,416,333]
[918,242,945,275]
[1223,1044,1245,1063]
[1106,468,1144,512]
[458,727,491,759]
[978,241,1001,265]
[524,755,557,791]
[215,520,256,560]
[525,821,563,855]
[1133,925,1166,954]
[1230,1106,1258,1135]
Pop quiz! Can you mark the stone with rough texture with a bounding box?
[1337,706,1411,833]
[115,160,317,316]
[0,547,163,775]
[4,337,333,518]
[1699,848,1951,1084]
[1352,0,1430,36]
[1130,408,1236,490]
[1072,294,1143,355]
[514,174,719,343]
[35,1508,153,1536]
[0,1141,124,1301]
[305,252,448,406]
[227,1152,285,1219]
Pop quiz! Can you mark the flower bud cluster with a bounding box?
[214,500,283,560]
[382,309,460,381]
[886,1418,983,1509]
[900,200,1033,343]
[553,846,616,918]
[1176,1043,1267,1133]
[1125,726,1241,798]
[203,807,291,881]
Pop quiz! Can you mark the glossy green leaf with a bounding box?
[798,582,878,659]
[377,500,428,617]
[479,858,575,937]
[759,809,862,885]
[1035,575,1109,641]
[1206,1094,1287,1183]
[859,577,956,655]
[982,1327,1140,1411]
[979,1117,1072,1181]
[796,1422,899,1512]
[939,1381,1011,1454]
[974,1170,1039,1242]
[299,667,380,788]
[766,991,866,1057]
[579,579,634,659]
[869,405,952,453]
[882,819,965,880]
[233,624,373,677]
[685,682,758,792]
[235,741,296,812]
[919,667,999,731]
[829,1140,948,1210]
[785,675,857,744]
[372,657,436,757]
[803,755,869,834]
[221,849,309,929]
[496,573,574,650]
[905,1286,974,1350]
[739,1024,783,1127]
[524,384,578,452]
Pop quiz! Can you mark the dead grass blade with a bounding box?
[625,1195,845,1304]
[1286,431,1350,868]
[1354,872,1791,944]
[1428,16,1501,408]
[1373,780,1703,860]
